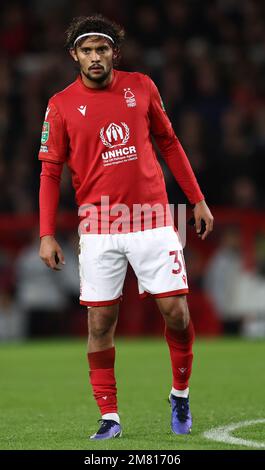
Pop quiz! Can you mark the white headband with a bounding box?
[73,32,114,47]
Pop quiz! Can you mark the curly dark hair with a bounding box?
[65,14,125,65]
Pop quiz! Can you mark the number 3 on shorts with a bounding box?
[169,250,185,275]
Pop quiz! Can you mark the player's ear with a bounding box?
[112,50,118,64]
[69,48,78,62]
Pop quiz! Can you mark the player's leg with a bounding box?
[126,226,193,434]
[87,304,122,440]
[78,234,127,440]
[156,294,194,434]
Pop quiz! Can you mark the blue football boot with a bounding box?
[90,419,122,440]
[169,394,192,434]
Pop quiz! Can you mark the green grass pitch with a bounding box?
[0,337,265,450]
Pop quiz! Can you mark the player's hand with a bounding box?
[193,200,214,241]
[39,235,66,271]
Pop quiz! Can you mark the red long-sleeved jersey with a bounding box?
[39,70,204,236]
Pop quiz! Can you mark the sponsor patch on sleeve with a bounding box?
[40,145,49,153]
[41,122,50,144]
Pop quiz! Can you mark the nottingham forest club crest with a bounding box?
[100,122,130,148]
[41,121,50,144]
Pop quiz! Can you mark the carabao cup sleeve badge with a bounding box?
[41,121,50,144]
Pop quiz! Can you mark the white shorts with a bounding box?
[78,226,189,307]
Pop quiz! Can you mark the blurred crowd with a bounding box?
[1,0,265,212]
[1,0,265,340]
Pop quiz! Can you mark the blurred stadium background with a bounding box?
[1,0,265,342]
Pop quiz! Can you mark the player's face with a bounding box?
[71,37,114,84]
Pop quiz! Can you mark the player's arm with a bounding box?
[39,161,66,270]
[147,77,214,239]
[38,100,68,269]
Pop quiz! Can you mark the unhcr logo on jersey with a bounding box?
[100,122,130,148]
[100,122,138,167]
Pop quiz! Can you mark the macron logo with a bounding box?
[182,274,187,285]
[77,105,87,116]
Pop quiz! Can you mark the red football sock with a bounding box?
[87,347,118,415]
[165,320,195,390]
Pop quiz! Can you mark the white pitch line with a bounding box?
[203,419,265,449]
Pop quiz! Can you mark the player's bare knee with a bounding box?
[88,315,116,339]
[88,305,118,339]
[89,323,113,340]
[167,310,188,330]
[161,298,189,330]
